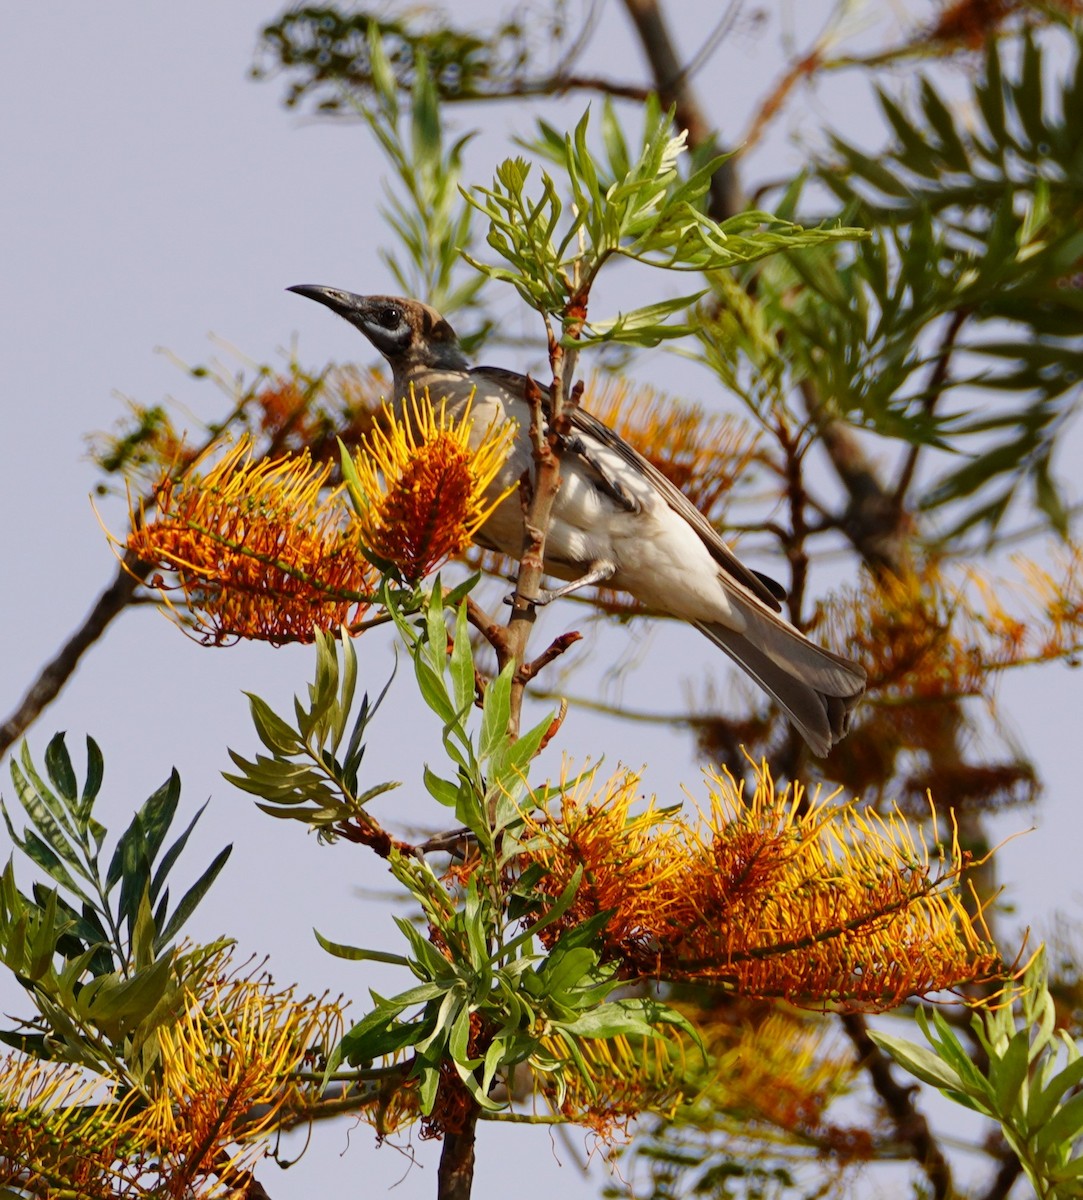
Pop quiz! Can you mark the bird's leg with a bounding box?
[506,562,616,607]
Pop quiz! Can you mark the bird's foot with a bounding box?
[503,563,616,607]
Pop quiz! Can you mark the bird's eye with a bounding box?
[376,306,402,329]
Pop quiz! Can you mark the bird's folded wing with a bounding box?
[471,365,785,613]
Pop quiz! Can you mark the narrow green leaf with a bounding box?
[313,929,411,966]
[246,693,303,756]
[137,770,182,870]
[990,1029,1031,1117]
[150,801,208,906]
[156,845,232,946]
[1027,1055,1083,1135]
[44,733,78,804]
[79,736,105,830]
[10,756,85,877]
[478,664,513,764]
[449,602,475,719]
[423,766,460,808]
[868,1030,968,1094]
[1035,1089,1083,1156]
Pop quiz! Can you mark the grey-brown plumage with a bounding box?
[288,285,866,755]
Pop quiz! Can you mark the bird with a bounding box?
[287,285,866,756]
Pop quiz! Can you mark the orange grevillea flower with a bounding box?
[524,760,1000,1011]
[583,375,761,526]
[807,551,1083,804]
[127,437,377,645]
[343,388,516,582]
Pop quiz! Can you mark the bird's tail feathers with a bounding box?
[695,600,865,757]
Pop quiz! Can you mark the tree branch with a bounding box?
[891,307,969,508]
[619,0,742,219]
[840,1011,954,1200]
[0,552,148,758]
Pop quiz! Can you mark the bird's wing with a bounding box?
[471,365,785,612]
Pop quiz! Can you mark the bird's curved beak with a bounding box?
[286,284,365,318]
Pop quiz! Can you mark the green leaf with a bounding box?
[10,753,85,878]
[478,663,513,764]
[868,1030,967,1094]
[79,736,105,832]
[150,801,208,906]
[246,693,304,756]
[1027,1055,1083,1136]
[498,866,584,961]
[423,766,460,808]
[156,845,232,946]
[990,1028,1031,1117]
[138,770,182,871]
[449,602,475,719]
[314,929,411,966]
[44,733,78,805]
[1035,1089,1083,1157]
[536,945,597,999]
[558,1000,657,1039]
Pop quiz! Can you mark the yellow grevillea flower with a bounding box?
[344,388,516,581]
[127,437,377,645]
[138,961,346,1193]
[524,759,1000,1011]
[0,1055,137,1198]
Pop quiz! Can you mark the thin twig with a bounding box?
[517,631,583,687]
[620,0,742,219]
[892,308,969,509]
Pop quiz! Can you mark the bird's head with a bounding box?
[287,285,467,372]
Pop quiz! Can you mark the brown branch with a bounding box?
[516,631,583,687]
[742,49,825,153]
[465,595,507,659]
[0,383,282,755]
[980,1140,1024,1200]
[891,307,970,508]
[360,75,654,107]
[333,816,421,860]
[503,362,576,737]
[0,551,148,758]
[800,380,913,575]
[840,1012,955,1200]
[438,1104,480,1200]
[619,0,742,219]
